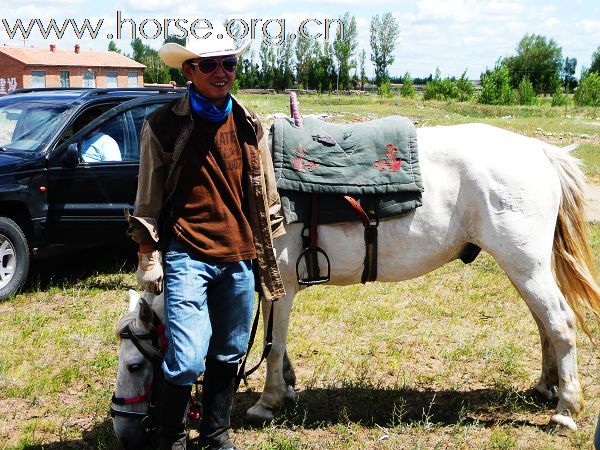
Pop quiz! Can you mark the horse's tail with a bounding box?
[545,145,600,343]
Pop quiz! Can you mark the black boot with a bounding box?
[157,380,192,450]
[198,359,239,450]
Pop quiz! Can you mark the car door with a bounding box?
[46,95,176,245]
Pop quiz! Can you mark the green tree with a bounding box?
[590,46,600,74]
[377,79,393,98]
[130,38,170,84]
[310,41,335,92]
[562,57,578,92]
[574,71,600,106]
[238,51,260,88]
[479,61,515,105]
[516,78,537,105]
[505,34,562,95]
[551,86,567,106]
[295,34,313,89]
[423,68,472,101]
[163,35,186,86]
[275,34,295,90]
[333,12,358,91]
[399,72,415,98]
[108,40,121,54]
[258,40,276,89]
[370,13,400,86]
[455,70,474,101]
[359,49,367,89]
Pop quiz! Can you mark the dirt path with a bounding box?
[585,183,600,222]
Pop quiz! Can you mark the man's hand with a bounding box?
[136,247,163,294]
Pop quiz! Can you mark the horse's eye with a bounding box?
[127,362,144,372]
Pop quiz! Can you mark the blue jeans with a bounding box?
[162,239,255,386]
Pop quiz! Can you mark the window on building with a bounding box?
[31,71,46,88]
[106,71,118,88]
[83,70,96,88]
[128,72,138,88]
[60,71,70,88]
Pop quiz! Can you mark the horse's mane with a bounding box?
[115,310,138,340]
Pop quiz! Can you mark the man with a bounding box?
[126,29,286,450]
[77,109,122,162]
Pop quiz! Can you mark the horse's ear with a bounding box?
[138,298,153,328]
[128,290,140,312]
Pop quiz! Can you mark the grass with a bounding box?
[1,96,599,449]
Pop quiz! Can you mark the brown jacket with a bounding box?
[126,92,286,301]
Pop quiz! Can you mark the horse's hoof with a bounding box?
[532,383,559,402]
[245,404,275,425]
[548,411,577,434]
[284,387,297,406]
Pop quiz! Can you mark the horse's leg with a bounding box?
[495,259,582,430]
[283,349,297,387]
[529,309,559,402]
[246,289,296,423]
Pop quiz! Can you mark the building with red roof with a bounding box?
[0,44,145,94]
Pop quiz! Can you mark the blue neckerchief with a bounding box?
[188,84,232,122]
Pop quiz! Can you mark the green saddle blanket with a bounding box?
[270,115,424,224]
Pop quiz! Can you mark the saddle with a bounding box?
[270,115,424,285]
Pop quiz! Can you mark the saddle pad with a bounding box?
[271,115,423,195]
[280,190,423,225]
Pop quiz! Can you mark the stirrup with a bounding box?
[296,246,331,285]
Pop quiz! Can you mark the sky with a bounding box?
[1,0,599,80]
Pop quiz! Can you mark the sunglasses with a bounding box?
[189,57,238,74]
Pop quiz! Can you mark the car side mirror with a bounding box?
[63,142,80,167]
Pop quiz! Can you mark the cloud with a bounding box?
[544,17,560,28]
[577,20,600,34]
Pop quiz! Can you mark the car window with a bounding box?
[78,102,163,163]
[0,102,71,152]
[57,104,118,146]
[126,103,163,161]
[80,114,125,163]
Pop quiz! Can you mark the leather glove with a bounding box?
[136,248,163,294]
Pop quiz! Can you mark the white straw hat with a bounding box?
[159,25,251,68]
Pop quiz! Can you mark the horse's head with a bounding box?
[112,289,164,449]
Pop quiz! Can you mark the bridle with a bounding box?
[110,313,164,426]
[110,300,274,425]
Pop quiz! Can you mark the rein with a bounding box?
[111,300,273,420]
[110,316,163,421]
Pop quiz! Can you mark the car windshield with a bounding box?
[0,101,72,152]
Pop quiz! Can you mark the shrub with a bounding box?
[551,86,567,107]
[423,69,456,100]
[378,79,393,98]
[479,62,515,105]
[516,78,537,105]
[574,72,600,106]
[455,70,474,101]
[399,72,415,98]
[231,79,240,95]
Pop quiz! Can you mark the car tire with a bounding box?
[0,217,29,300]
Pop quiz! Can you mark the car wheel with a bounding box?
[0,217,30,300]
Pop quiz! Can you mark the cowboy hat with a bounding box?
[159,27,251,68]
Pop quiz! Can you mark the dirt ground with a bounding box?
[585,183,600,222]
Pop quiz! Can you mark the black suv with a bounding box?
[0,87,184,299]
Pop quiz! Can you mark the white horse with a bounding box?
[112,290,164,449]
[113,123,600,447]
[246,123,600,431]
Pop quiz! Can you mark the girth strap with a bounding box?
[302,193,321,280]
[343,196,378,283]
